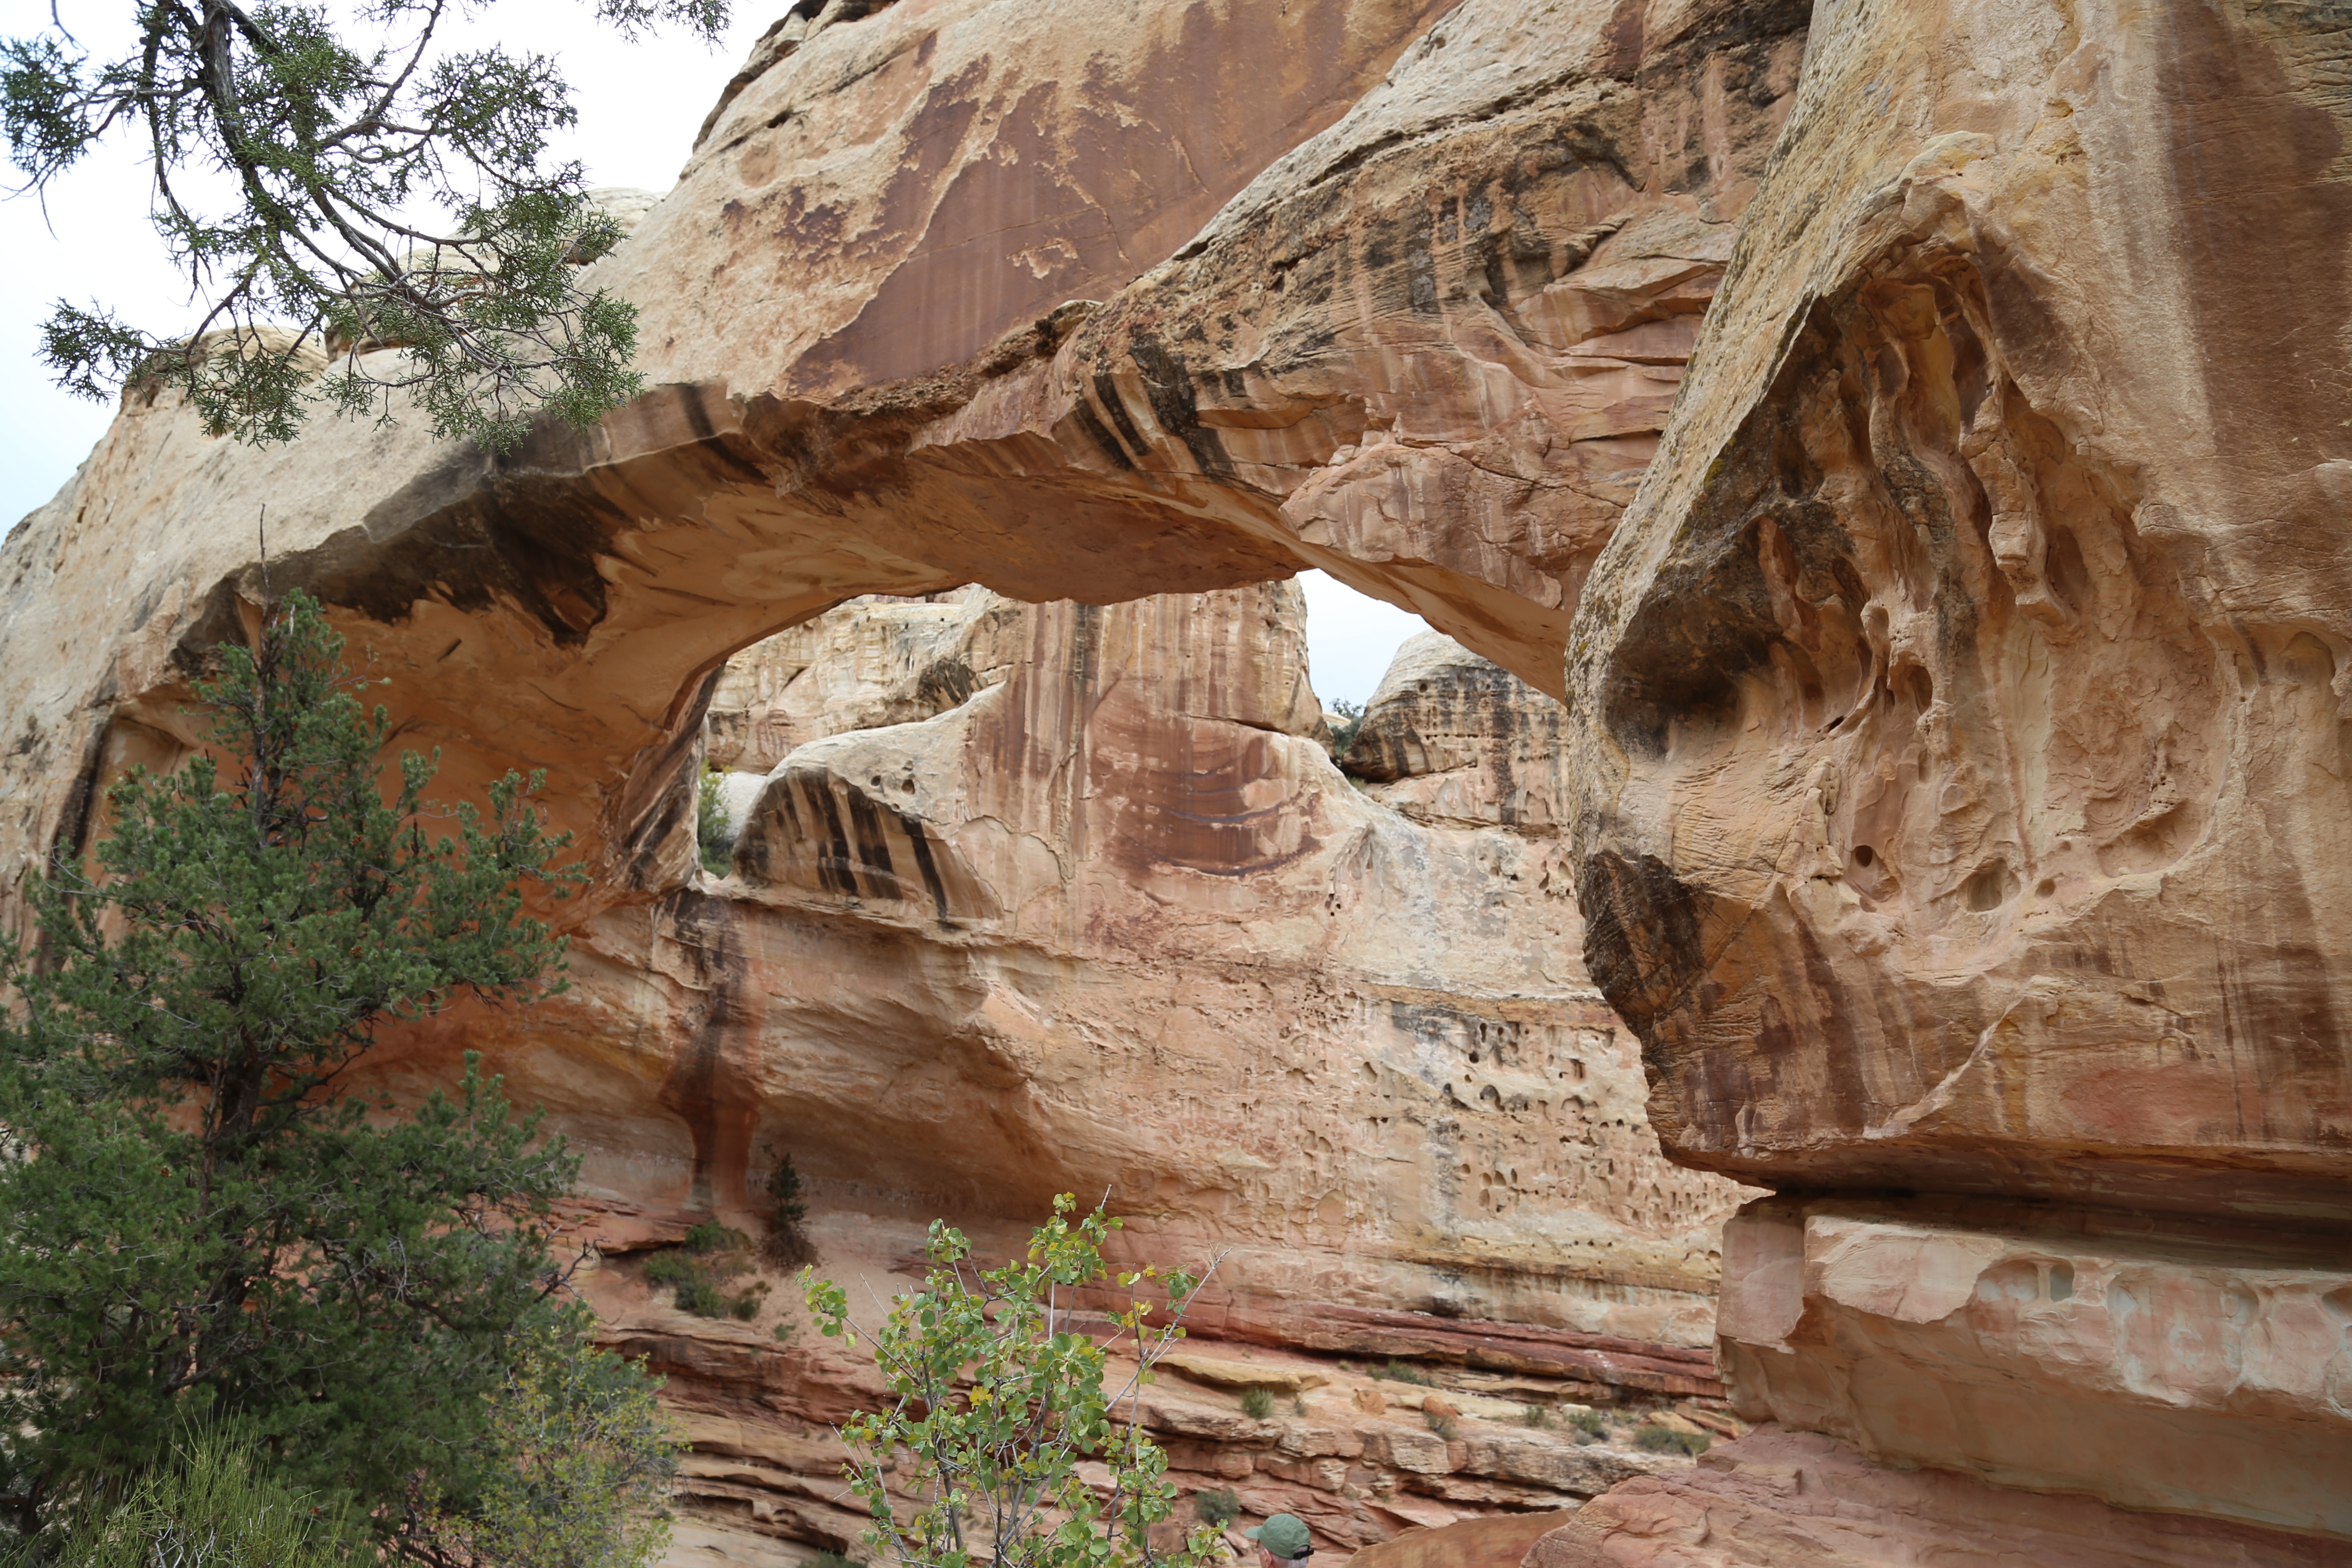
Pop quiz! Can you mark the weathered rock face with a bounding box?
[702,588,1026,772]
[556,582,1746,1341]
[1711,1197,2352,1538]
[1528,1427,2352,1568]
[1566,0,2352,1222]
[658,0,1462,397]
[536,581,1752,1562]
[611,1256,1727,1567]
[1343,632,1569,832]
[1553,0,2352,1555]
[1056,0,1805,691]
[0,0,1806,931]
[0,5,1804,1555]
[12,0,2352,1556]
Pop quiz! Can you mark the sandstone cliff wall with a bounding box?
[1559,0,2352,1553]
[644,584,1746,1328]
[9,0,2351,1559]
[511,582,1748,1563]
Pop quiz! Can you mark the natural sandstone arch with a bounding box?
[0,0,1804,916]
[14,0,2352,1554]
[0,18,1801,1553]
[0,0,1797,1345]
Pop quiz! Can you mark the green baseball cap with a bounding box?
[1244,1514,1314,1559]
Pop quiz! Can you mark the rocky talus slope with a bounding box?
[4,0,2351,1560]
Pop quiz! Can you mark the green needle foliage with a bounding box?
[764,1148,815,1267]
[804,1197,1222,1568]
[1323,699,1366,760]
[1631,1424,1709,1457]
[2,0,730,451]
[640,1220,769,1321]
[13,1424,360,1568]
[0,588,661,1557]
[407,1320,677,1568]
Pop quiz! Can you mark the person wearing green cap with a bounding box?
[1243,1513,1314,1565]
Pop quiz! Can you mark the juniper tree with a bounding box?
[2,0,730,451]
[0,589,663,1556]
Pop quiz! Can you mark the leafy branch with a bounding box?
[805,1197,1228,1568]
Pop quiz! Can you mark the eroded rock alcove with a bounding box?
[6,0,2351,1561]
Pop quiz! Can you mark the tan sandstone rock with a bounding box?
[1159,1354,1329,1394]
[1566,0,2352,1232]
[14,0,2349,1556]
[1343,633,1569,833]
[0,0,1805,934]
[1707,1196,2352,1537]
[1528,1427,2352,1568]
[542,581,1751,1559]
[1557,0,2352,1555]
[570,579,1746,1344]
[703,588,1027,772]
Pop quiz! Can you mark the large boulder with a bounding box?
[1555,0,2352,1550]
[1567,0,2352,1219]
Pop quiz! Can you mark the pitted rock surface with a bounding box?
[1343,632,1568,833]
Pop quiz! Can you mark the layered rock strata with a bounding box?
[1712,1198,2352,1539]
[599,1236,1726,1568]
[1530,1428,2352,1568]
[542,583,1752,1562]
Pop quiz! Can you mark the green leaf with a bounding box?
[802,1196,1222,1568]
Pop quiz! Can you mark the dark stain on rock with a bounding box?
[1579,851,1710,1045]
[653,889,762,1215]
[2153,2,2352,475]
[1598,294,1875,757]
[1092,368,1152,461]
[841,785,899,899]
[616,665,726,889]
[895,807,956,926]
[1126,334,1235,480]
[1070,394,1137,470]
[46,722,110,873]
[257,426,635,649]
[914,657,978,711]
[802,776,862,897]
[170,578,257,680]
[623,774,693,892]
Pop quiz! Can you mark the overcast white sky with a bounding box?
[0,0,1422,704]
